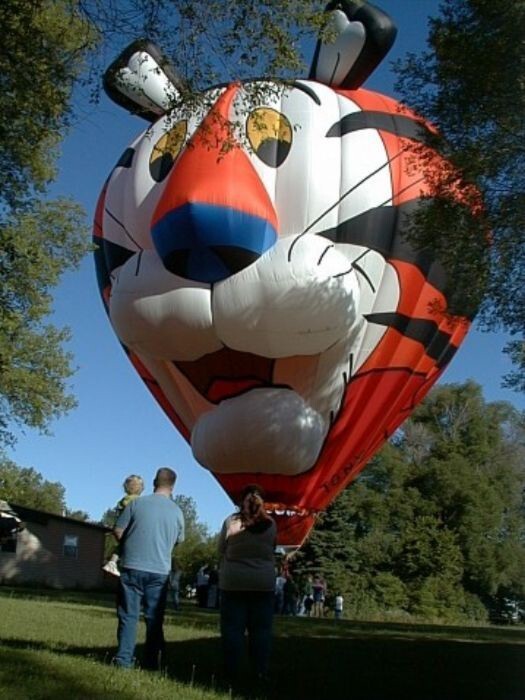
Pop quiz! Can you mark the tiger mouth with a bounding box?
[264,504,318,517]
[174,346,275,403]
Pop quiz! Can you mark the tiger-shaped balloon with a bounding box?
[94,1,478,547]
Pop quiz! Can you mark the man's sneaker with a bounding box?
[102,560,121,577]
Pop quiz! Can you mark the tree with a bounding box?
[78,0,324,94]
[172,495,219,585]
[298,382,525,622]
[64,508,90,521]
[409,384,525,603]
[393,0,525,388]
[100,507,118,528]
[0,457,66,514]
[0,0,96,446]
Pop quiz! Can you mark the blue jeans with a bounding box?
[220,590,274,679]
[115,568,169,669]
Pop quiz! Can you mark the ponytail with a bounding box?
[238,485,272,529]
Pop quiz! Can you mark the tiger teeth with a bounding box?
[264,506,317,518]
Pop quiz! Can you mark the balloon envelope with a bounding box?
[94,80,477,547]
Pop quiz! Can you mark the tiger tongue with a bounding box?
[207,377,267,403]
[191,387,327,475]
[174,346,274,401]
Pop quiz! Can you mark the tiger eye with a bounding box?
[246,108,292,167]
[149,120,188,181]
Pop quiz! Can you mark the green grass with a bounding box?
[0,588,524,700]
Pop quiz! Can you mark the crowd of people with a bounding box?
[274,571,338,618]
[102,471,341,684]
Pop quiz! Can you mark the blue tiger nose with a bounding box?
[151,201,278,284]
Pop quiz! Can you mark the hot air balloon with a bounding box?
[94,1,480,549]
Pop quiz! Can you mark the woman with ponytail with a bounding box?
[218,484,276,685]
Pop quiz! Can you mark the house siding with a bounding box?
[0,506,110,589]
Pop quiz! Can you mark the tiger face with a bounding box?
[95,7,475,545]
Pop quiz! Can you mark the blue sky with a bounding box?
[7,0,523,532]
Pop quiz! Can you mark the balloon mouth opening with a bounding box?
[174,346,276,404]
[264,503,317,518]
[206,377,271,403]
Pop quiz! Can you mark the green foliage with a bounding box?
[0,200,89,446]
[0,1,95,446]
[502,340,525,393]
[0,457,66,514]
[394,0,525,387]
[172,494,219,584]
[79,0,324,94]
[100,507,118,527]
[64,509,90,521]
[99,507,119,558]
[298,382,525,623]
[0,0,95,208]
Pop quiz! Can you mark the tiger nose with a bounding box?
[151,89,278,284]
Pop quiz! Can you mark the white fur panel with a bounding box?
[109,251,222,360]
[212,234,360,358]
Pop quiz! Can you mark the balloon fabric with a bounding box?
[94,3,481,548]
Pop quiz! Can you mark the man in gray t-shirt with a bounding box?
[113,467,184,670]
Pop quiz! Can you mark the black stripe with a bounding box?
[365,312,458,367]
[211,246,261,275]
[115,147,135,169]
[318,200,448,293]
[93,237,136,296]
[326,111,431,142]
[289,81,321,105]
[93,238,108,286]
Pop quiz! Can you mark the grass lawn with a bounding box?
[0,588,524,700]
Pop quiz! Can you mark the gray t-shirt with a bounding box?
[116,494,185,575]
[218,514,276,592]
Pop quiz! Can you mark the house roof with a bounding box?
[10,503,111,532]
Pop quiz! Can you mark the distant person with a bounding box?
[113,467,184,670]
[334,593,344,620]
[207,565,219,609]
[274,570,286,614]
[283,575,299,616]
[102,474,145,577]
[304,573,313,598]
[312,574,326,617]
[303,595,314,617]
[218,484,276,684]
[169,560,182,612]
[298,573,313,615]
[196,564,210,608]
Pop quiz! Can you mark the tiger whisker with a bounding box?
[317,244,335,265]
[352,261,375,292]
[288,146,409,262]
[104,207,144,251]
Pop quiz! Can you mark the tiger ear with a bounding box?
[309,1,397,89]
[103,40,183,121]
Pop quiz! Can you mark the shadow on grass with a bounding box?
[0,585,118,609]
[162,633,525,700]
[0,646,139,700]
[2,623,524,700]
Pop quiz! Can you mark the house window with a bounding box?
[0,534,17,553]
[63,534,79,558]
